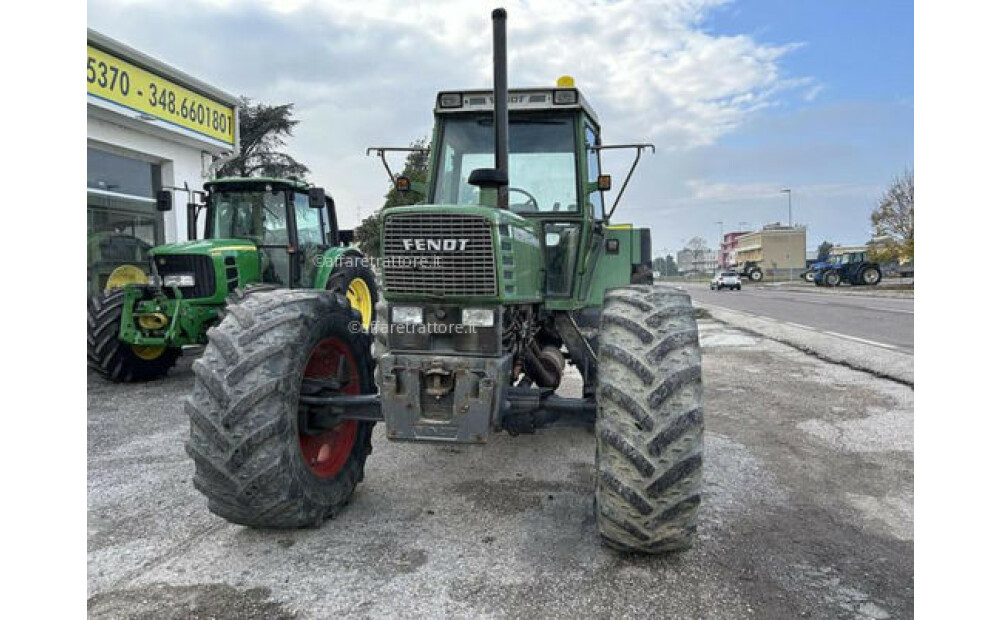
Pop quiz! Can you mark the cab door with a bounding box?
[289,191,329,288]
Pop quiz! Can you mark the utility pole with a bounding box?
[781,188,792,226]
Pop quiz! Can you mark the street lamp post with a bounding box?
[714,220,723,269]
[781,188,792,226]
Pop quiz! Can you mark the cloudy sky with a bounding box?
[88,0,913,257]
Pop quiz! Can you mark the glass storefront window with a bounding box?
[86,147,164,297]
[87,148,161,197]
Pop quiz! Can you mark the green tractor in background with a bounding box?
[185,9,703,553]
[87,177,376,382]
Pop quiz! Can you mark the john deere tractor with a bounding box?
[87,177,376,382]
[185,9,703,553]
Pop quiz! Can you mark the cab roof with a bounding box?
[434,87,599,125]
[204,177,312,192]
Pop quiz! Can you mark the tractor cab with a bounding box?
[428,87,607,298]
[182,177,347,288]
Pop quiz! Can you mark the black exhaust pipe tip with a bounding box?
[492,7,506,19]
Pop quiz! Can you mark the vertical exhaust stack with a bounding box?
[492,7,510,209]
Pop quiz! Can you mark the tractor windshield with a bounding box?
[432,113,577,213]
[210,190,289,245]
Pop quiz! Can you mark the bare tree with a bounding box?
[869,168,914,263]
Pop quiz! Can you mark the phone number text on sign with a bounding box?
[87,45,235,147]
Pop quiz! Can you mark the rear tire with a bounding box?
[185,289,375,528]
[595,285,703,553]
[326,255,378,330]
[87,289,180,382]
[748,267,763,282]
[860,266,882,286]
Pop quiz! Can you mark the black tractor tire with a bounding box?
[823,270,842,287]
[747,267,763,282]
[325,254,378,330]
[185,289,376,528]
[87,289,181,382]
[594,285,704,553]
[859,265,882,286]
[736,284,742,291]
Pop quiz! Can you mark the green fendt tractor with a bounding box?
[87,177,377,382]
[185,9,704,553]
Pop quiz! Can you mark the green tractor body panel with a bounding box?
[311,245,365,289]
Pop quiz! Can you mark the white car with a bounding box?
[710,271,742,291]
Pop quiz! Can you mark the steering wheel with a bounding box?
[508,187,539,211]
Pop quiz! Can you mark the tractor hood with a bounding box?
[150,239,258,257]
[378,203,544,304]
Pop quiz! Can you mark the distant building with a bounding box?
[733,224,807,272]
[678,248,718,274]
[719,231,751,268]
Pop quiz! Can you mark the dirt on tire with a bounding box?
[594,284,704,553]
[185,288,375,528]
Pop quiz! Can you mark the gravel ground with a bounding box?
[88,321,913,619]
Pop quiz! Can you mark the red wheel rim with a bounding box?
[299,337,360,478]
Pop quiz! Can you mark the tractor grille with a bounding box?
[383,214,497,296]
[153,254,216,299]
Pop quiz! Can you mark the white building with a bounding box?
[677,248,718,274]
[87,29,239,295]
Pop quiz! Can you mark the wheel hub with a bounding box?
[345,277,373,328]
[131,344,166,360]
[299,337,360,478]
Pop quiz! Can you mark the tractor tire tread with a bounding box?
[595,284,704,553]
[185,288,375,529]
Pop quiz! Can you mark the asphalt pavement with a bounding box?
[88,318,913,619]
[684,284,914,353]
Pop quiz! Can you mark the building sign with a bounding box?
[87,44,236,148]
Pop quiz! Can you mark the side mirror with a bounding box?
[597,174,612,192]
[308,187,326,209]
[395,176,411,193]
[338,230,355,245]
[467,168,508,189]
[156,189,173,212]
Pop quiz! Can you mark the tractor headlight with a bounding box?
[391,306,423,325]
[461,308,495,327]
[163,273,195,287]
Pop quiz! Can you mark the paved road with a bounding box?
[88,321,913,619]
[684,285,914,353]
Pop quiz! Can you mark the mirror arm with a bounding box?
[366,146,430,185]
[591,143,655,221]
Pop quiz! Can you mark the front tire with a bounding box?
[595,285,704,553]
[185,289,376,528]
[87,289,180,382]
[823,271,842,287]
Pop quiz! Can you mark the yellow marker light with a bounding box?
[557,75,575,87]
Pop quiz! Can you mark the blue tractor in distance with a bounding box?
[810,250,882,287]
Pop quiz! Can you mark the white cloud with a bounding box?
[88,0,810,225]
[686,179,882,202]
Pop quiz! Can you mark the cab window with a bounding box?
[433,113,578,213]
[585,125,604,219]
[293,192,325,286]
